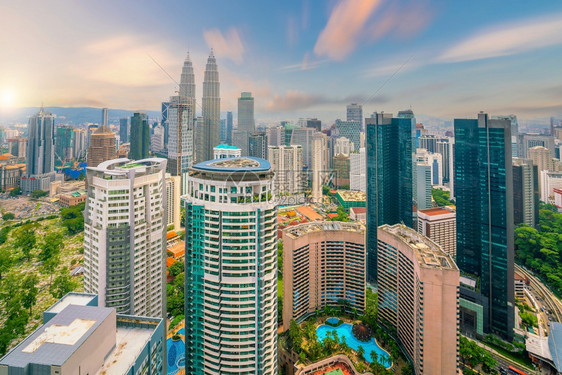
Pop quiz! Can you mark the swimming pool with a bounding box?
[316,323,392,367]
[166,336,185,374]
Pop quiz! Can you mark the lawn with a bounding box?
[278,279,283,298]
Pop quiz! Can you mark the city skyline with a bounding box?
[0,1,561,125]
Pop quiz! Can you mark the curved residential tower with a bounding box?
[184,157,278,374]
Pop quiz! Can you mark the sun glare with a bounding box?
[1,88,16,108]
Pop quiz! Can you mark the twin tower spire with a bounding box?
[179,50,220,162]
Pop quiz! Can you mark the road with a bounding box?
[516,264,562,325]
[465,336,538,375]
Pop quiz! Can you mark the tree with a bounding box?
[39,232,64,262]
[289,320,304,353]
[30,190,48,199]
[21,275,39,314]
[432,188,454,206]
[0,247,12,280]
[357,345,365,360]
[50,268,77,299]
[2,212,14,220]
[13,224,36,260]
[401,363,414,375]
[9,187,21,197]
[168,260,184,277]
[42,253,60,285]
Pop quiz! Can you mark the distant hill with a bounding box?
[0,107,161,126]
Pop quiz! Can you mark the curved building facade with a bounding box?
[184,157,278,374]
[282,221,366,331]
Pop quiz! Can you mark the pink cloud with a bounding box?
[314,0,383,61]
[203,27,245,64]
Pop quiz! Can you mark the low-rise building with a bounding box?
[59,190,87,207]
[349,207,366,221]
[0,292,165,375]
[514,272,526,299]
[335,190,366,209]
[282,221,366,331]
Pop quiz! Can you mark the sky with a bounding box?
[1,0,562,125]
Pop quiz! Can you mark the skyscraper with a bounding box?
[249,131,267,159]
[220,118,227,143]
[130,112,150,160]
[513,158,539,228]
[167,95,193,176]
[377,224,459,374]
[346,103,363,130]
[54,125,74,165]
[179,52,196,105]
[365,112,414,282]
[199,50,220,162]
[119,118,128,144]
[416,163,432,210]
[233,92,255,155]
[84,158,167,318]
[267,125,285,147]
[226,111,233,145]
[335,120,361,152]
[268,145,303,196]
[101,107,108,127]
[455,112,514,340]
[306,118,321,132]
[184,157,278,374]
[350,147,366,192]
[21,108,56,192]
[73,128,87,160]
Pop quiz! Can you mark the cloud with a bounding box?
[203,27,245,64]
[314,0,383,61]
[281,53,330,72]
[265,90,386,112]
[437,14,562,63]
[368,1,434,41]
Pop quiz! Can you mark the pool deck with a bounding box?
[167,320,186,375]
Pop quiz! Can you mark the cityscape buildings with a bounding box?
[213,144,241,159]
[454,112,514,340]
[266,125,285,147]
[87,125,117,169]
[167,95,193,176]
[21,108,56,192]
[119,117,128,144]
[334,119,361,152]
[54,125,74,165]
[233,92,255,155]
[268,145,303,196]
[513,158,539,228]
[518,133,555,158]
[165,173,181,230]
[73,128,87,160]
[0,293,165,374]
[101,107,108,126]
[226,111,233,145]
[350,147,366,192]
[84,158,167,318]
[365,112,414,282]
[377,224,459,375]
[282,221,366,331]
[416,162,432,210]
[249,131,267,159]
[130,112,150,160]
[417,206,457,257]
[346,103,363,129]
[199,50,221,163]
[184,157,278,374]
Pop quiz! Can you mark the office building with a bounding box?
[119,118,128,144]
[333,153,350,188]
[540,171,562,203]
[493,115,518,157]
[335,120,361,152]
[350,148,366,192]
[167,95,194,177]
[87,125,117,169]
[289,127,316,168]
[365,112,415,282]
[249,131,267,159]
[226,111,233,145]
[179,52,196,107]
[519,133,555,158]
[377,224,459,375]
[311,133,327,202]
[417,207,456,257]
[84,158,167,318]
[73,128,87,161]
[283,122,298,146]
[21,108,56,193]
[130,113,150,160]
[7,137,26,160]
[306,118,321,132]
[0,153,25,191]
[213,144,241,159]
[282,221,366,331]
[233,92,255,155]
[455,112,514,340]
[529,145,560,173]
[334,136,353,156]
[184,157,278,374]
[55,125,74,165]
[416,148,443,186]
[268,145,303,195]
[436,138,454,192]
[101,108,108,126]
[199,50,221,163]
[161,102,171,147]
[418,135,439,153]
[151,123,165,153]
[0,292,164,374]
[416,163,432,210]
[166,173,181,230]
[267,126,285,147]
[220,119,227,143]
[513,158,539,228]
[346,103,363,129]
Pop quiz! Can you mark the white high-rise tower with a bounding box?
[198,50,221,163]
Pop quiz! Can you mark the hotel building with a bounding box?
[416,206,456,258]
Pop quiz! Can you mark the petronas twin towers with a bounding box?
[176,50,220,164]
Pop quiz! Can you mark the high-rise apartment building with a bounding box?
[84,158,167,318]
[417,207,456,257]
[21,108,56,192]
[518,133,555,158]
[167,95,193,176]
[268,145,303,195]
[290,127,317,168]
[166,173,181,230]
[311,132,328,202]
[365,112,414,282]
[282,221,366,331]
[377,224,459,375]
[119,118,128,144]
[151,123,165,153]
[416,163,432,210]
[346,103,363,130]
[513,158,539,228]
[350,147,366,192]
[335,120,361,152]
[455,112,514,340]
[249,131,267,159]
[73,128,86,160]
[130,113,150,161]
[267,126,285,147]
[436,138,454,192]
[87,126,117,169]
[199,50,220,163]
[184,157,278,374]
[528,145,558,173]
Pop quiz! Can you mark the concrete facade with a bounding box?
[417,207,457,258]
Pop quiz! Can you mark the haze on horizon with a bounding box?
[1,0,562,125]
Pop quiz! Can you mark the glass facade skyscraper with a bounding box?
[455,112,514,340]
[365,112,414,282]
[130,112,150,160]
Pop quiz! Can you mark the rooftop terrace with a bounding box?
[284,221,365,239]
